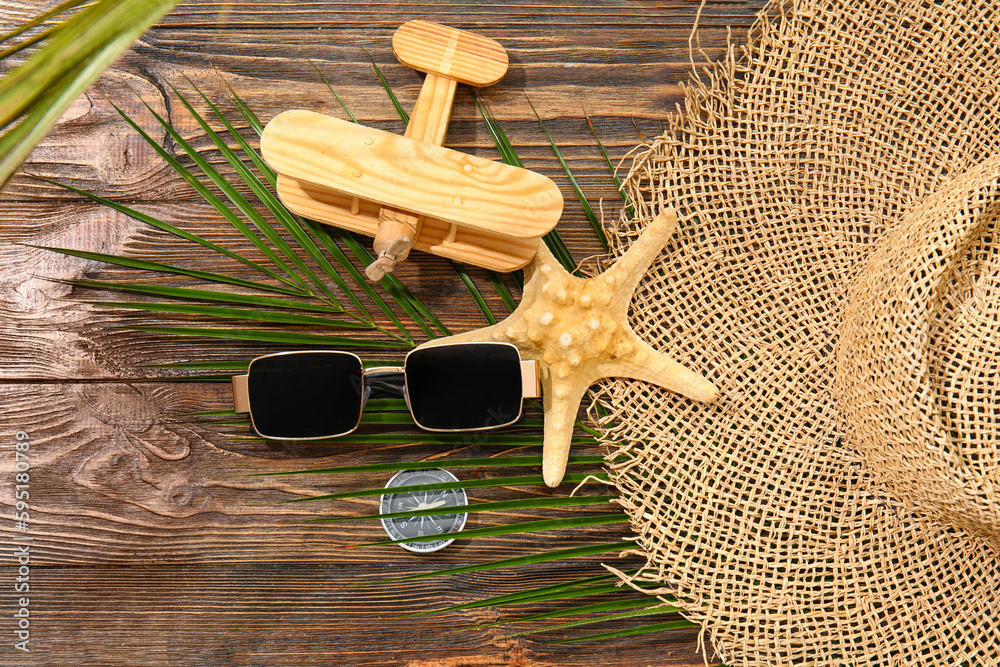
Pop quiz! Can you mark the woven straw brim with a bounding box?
[597,0,1000,664]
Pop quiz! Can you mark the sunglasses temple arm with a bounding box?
[521,360,541,398]
[232,374,250,413]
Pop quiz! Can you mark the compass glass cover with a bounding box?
[380,469,468,553]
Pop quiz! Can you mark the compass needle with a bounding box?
[379,469,469,553]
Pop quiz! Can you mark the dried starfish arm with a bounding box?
[540,376,592,487]
[599,336,720,403]
[599,208,679,294]
[415,209,719,486]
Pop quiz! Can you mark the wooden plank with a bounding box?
[0,200,622,381]
[130,0,764,29]
[0,2,763,662]
[1,5,761,201]
[0,381,631,564]
[0,565,707,666]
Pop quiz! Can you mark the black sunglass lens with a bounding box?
[406,344,522,430]
[248,352,363,439]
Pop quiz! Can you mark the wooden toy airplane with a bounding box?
[261,21,564,281]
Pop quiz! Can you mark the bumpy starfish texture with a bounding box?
[422,209,719,486]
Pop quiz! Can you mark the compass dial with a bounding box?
[379,469,468,553]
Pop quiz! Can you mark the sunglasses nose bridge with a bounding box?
[362,365,405,375]
[363,365,419,424]
[361,366,407,407]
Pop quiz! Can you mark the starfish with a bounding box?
[421,209,719,487]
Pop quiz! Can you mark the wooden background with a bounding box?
[0,2,764,665]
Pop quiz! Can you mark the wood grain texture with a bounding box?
[18,566,706,666]
[0,382,633,565]
[262,111,563,235]
[0,1,765,664]
[275,175,544,271]
[392,20,509,86]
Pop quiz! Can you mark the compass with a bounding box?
[379,469,468,553]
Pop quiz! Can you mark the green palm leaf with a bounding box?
[367,53,409,127]
[61,279,345,313]
[543,619,696,644]
[525,95,609,252]
[121,325,408,349]
[273,472,610,503]
[506,606,691,639]
[233,433,591,447]
[415,571,628,616]
[0,0,91,48]
[586,115,635,219]
[371,541,633,584]
[29,245,306,296]
[167,81,356,309]
[38,177,303,288]
[449,261,498,325]
[349,514,628,548]
[305,220,427,340]
[125,99,327,298]
[472,93,578,273]
[88,301,372,329]
[222,81,266,137]
[311,495,618,523]
[259,454,605,477]
[109,101,309,292]
[182,77,277,186]
[309,60,358,123]
[0,0,179,188]
[463,597,659,631]
[205,69,444,341]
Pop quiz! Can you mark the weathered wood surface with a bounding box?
[0,2,763,665]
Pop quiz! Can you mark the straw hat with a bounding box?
[598,0,1000,664]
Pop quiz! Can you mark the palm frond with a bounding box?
[0,0,179,189]
[472,92,579,274]
[308,60,358,123]
[38,177,300,288]
[543,619,696,644]
[88,301,372,328]
[271,472,609,503]
[502,604,685,639]
[305,220,428,339]
[108,101,310,293]
[371,541,633,584]
[350,514,628,549]
[586,115,636,219]
[57,279,344,313]
[367,52,409,127]
[485,270,517,313]
[524,94,609,252]
[120,325,408,349]
[31,50,685,645]
[310,495,617,523]
[417,571,628,615]
[258,454,605,477]
[29,245,306,296]
[448,261,498,325]
[0,0,92,47]
[462,597,658,631]
[123,98,322,297]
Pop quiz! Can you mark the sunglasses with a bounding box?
[231,342,540,440]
